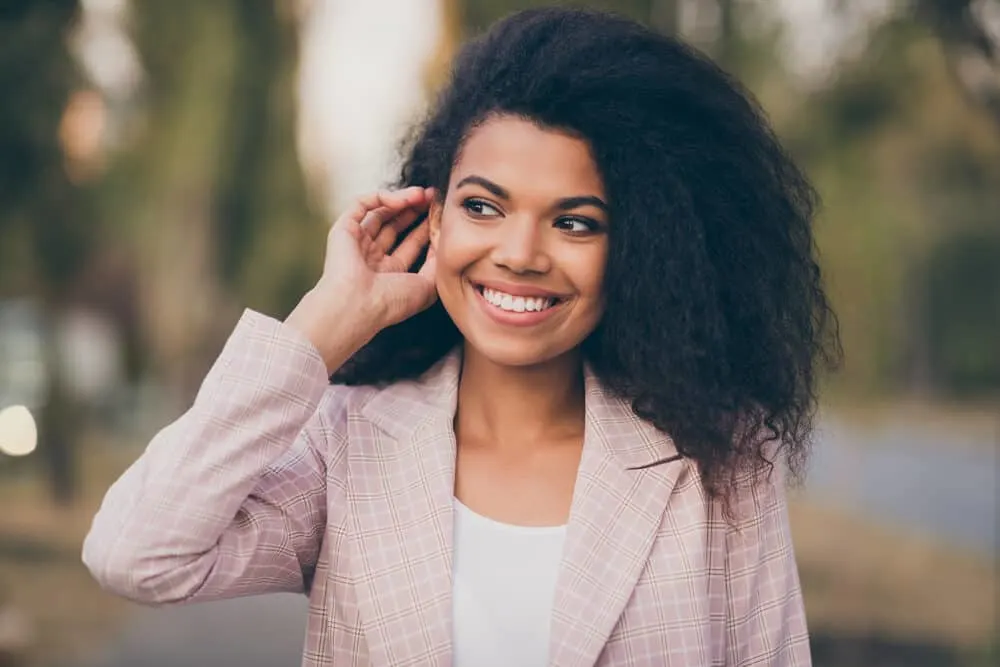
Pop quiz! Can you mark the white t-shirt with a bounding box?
[452,498,567,667]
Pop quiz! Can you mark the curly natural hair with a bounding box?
[333,6,841,508]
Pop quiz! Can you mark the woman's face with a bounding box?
[429,115,609,368]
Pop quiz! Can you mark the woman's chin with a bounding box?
[462,335,575,370]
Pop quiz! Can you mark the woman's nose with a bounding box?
[490,217,551,274]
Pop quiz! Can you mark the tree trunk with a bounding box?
[915,0,1000,130]
[128,1,243,404]
[127,0,323,404]
[716,0,737,68]
[38,306,78,506]
[0,0,86,505]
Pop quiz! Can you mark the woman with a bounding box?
[84,7,838,667]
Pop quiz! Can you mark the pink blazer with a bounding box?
[83,310,811,666]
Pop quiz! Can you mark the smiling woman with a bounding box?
[336,7,840,508]
[84,7,838,667]
[430,117,609,368]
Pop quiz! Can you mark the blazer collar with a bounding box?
[548,360,685,666]
[345,350,462,667]
[359,348,461,440]
[352,348,686,667]
[580,361,681,469]
[360,348,680,470]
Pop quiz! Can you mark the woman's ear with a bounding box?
[428,197,442,249]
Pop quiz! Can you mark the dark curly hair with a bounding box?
[333,6,841,508]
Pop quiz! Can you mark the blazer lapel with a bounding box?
[346,350,462,667]
[548,365,687,667]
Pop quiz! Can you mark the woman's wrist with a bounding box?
[284,286,380,374]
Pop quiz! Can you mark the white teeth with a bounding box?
[481,287,556,313]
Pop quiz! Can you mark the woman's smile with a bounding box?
[468,279,569,327]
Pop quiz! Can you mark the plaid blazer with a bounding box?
[83,310,811,666]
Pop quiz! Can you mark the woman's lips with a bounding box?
[469,281,566,327]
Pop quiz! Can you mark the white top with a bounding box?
[452,498,567,667]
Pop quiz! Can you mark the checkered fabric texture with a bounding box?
[83,310,811,666]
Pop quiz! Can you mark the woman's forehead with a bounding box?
[452,116,605,198]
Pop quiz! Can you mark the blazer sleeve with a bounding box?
[723,465,812,666]
[82,309,343,606]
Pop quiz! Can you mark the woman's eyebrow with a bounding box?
[456,175,608,213]
[556,195,608,213]
[455,175,509,199]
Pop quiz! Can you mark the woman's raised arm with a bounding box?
[82,187,439,605]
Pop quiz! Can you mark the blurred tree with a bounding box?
[458,0,667,36]
[118,0,324,403]
[788,8,1000,398]
[0,0,89,504]
[452,1,781,90]
[913,0,1000,128]
[717,0,736,66]
[650,0,681,35]
[921,229,1000,394]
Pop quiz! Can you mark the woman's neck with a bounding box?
[454,343,586,453]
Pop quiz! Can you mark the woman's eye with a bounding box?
[462,199,501,217]
[555,217,598,233]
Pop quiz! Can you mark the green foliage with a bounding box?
[782,13,1000,397]
[0,0,79,216]
[0,0,90,295]
[459,0,661,35]
[208,0,326,312]
[921,229,1000,395]
[0,0,90,503]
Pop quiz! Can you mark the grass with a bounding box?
[789,497,997,650]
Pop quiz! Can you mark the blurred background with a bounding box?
[0,0,996,665]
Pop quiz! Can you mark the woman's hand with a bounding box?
[285,187,438,371]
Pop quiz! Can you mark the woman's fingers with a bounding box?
[359,205,393,231]
[341,192,386,231]
[370,206,424,254]
[341,187,427,235]
[390,220,431,270]
[333,187,434,272]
